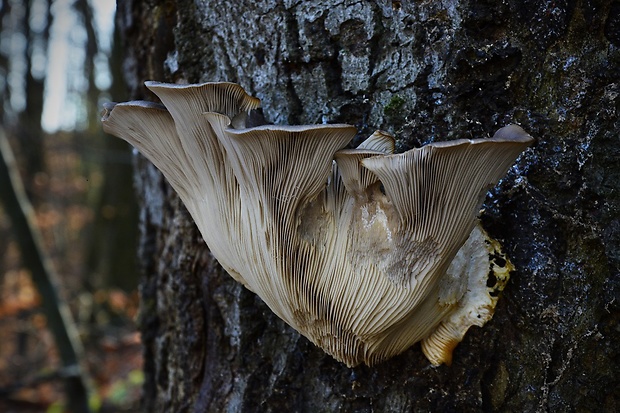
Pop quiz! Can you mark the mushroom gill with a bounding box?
[101,81,534,367]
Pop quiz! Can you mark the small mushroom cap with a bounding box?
[334,149,384,197]
[356,130,396,153]
[491,123,536,143]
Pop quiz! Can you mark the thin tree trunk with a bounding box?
[85,20,139,291]
[0,130,92,413]
[115,1,619,411]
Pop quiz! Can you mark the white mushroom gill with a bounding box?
[101,82,534,367]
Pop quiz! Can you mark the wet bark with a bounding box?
[115,0,619,411]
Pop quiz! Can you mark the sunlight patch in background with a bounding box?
[42,0,116,133]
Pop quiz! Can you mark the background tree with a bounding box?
[114,1,619,411]
[0,0,140,410]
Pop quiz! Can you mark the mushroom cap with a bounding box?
[334,149,384,197]
[360,126,533,290]
[356,130,396,153]
[101,100,196,200]
[101,81,534,367]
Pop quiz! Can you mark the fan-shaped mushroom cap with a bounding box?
[356,130,396,153]
[361,126,532,289]
[101,101,195,200]
[101,81,534,367]
[334,149,383,197]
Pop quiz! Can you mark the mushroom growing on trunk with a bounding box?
[101,82,533,367]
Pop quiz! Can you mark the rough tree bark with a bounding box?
[114,1,618,411]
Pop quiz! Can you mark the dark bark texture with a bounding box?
[115,0,619,411]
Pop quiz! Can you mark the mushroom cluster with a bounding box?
[101,82,533,367]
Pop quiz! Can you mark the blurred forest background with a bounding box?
[0,0,142,412]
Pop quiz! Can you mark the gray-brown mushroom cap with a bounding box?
[101,81,534,367]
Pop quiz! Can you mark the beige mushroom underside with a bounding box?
[101,82,533,366]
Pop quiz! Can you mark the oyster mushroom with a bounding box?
[102,81,533,367]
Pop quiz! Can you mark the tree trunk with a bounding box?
[114,1,619,411]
